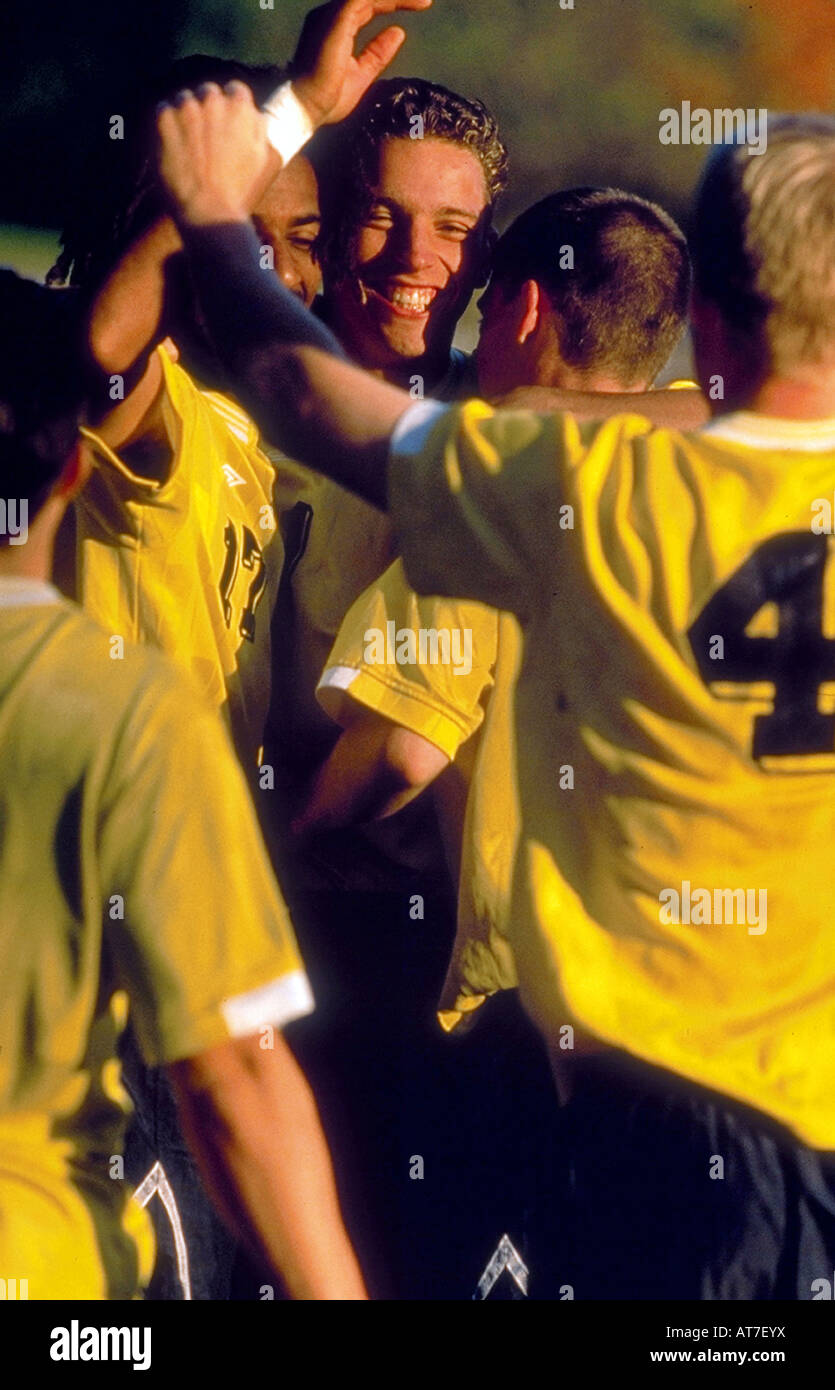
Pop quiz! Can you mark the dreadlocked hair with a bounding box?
[47,55,289,293]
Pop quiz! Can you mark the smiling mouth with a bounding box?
[359,280,439,317]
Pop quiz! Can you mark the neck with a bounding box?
[0,501,59,583]
[722,371,835,421]
[323,299,455,393]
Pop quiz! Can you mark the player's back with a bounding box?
[0,583,191,1296]
[392,399,835,1142]
[504,409,835,1145]
[0,578,305,1298]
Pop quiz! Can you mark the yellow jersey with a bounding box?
[265,350,479,783]
[317,561,520,1028]
[74,347,283,769]
[0,581,311,1298]
[388,399,835,1147]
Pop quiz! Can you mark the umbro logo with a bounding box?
[221,464,246,488]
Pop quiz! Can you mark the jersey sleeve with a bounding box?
[316,558,498,760]
[387,399,584,619]
[97,668,312,1066]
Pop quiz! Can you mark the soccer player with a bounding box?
[0,270,366,1301]
[303,189,693,1035]
[263,74,508,840]
[49,54,324,771]
[160,91,835,1298]
[266,82,705,817]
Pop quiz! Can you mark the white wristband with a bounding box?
[261,81,315,166]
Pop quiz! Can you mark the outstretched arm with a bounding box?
[491,382,709,429]
[175,217,408,507]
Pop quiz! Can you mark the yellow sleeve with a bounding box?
[316,558,499,760]
[98,667,312,1065]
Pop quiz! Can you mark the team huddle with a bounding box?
[2,0,835,1301]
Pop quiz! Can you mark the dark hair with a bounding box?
[318,77,508,278]
[48,55,290,292]
[490,188,690,386]
[0,271,86,529]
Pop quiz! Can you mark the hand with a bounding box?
[158,81,271,225]
[291,0,432,127]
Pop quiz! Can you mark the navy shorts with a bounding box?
[529,1050,835,1300]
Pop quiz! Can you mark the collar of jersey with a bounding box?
[0,577,61,608]
[699,411,835,451]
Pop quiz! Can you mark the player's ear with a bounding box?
[54,439,92,501]
[516,279,540,345]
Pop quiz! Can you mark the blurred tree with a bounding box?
[1,0,831,233]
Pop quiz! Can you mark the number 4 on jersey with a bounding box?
[688,532,835,759]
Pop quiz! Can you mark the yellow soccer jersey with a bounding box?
[265,349,479,781]
[75,347,283,769]
[389,399,835,1147]
[268,451,398,771]
[0,581,312,1299]
[317,561,520,1027]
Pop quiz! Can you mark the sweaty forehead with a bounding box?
[368,137,489,215]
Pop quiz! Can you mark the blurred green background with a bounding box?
[2,0,833,281]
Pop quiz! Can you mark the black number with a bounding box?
[218,520,266,643]
[688,532,835,759]
[218,521,238,626]
[239,526,266,642]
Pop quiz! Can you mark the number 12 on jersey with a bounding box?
[218,520,267,642]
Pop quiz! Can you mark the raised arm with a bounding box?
[88,0,430,462]
[157,4,439,507]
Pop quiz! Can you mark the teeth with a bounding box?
[389,287,435,310]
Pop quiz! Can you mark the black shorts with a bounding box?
[530,1050,835,1300]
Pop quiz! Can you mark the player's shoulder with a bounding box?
[0,592,216,785]
[40,596,210,725]
[160,349,271,469]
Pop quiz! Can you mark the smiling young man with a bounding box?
[264,77,507,828]
[158,90,835,1300]
[316,77,503,391]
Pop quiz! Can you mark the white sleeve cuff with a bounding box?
[390,400,451,460]
[317,665,360,695]
[261,82,315,167]
[221,968,314,1037]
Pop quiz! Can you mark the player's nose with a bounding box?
[276,245,303,296]
[397,218,435,273]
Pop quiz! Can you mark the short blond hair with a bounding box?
[692,115,835,372]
